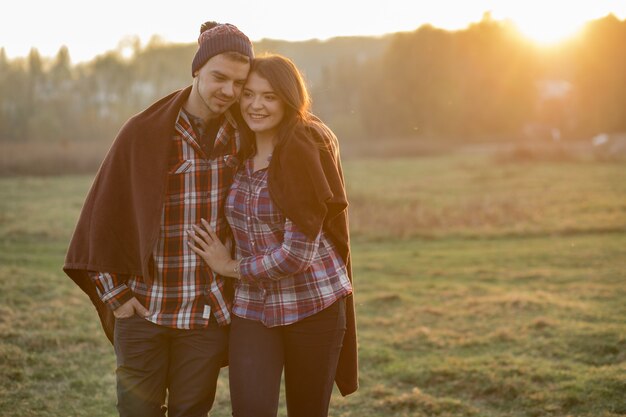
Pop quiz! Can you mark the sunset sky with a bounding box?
[2,0,625,63]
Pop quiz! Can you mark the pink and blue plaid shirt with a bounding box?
[227,157,353,327]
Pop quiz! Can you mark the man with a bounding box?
[64,21,253,417]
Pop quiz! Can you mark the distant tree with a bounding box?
[359,17,537,140]
[313,55,365,140]
[0,47,7,72]
[21,48,46,140]
[51,46,72,82]
[75,51,134,141]
[40,46,76,141]
[570,15,626,137]
[2,21,626,146]
[0,48,9,140]
[453,16,537,137]
[131,39,193,107]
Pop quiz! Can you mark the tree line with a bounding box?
[1,14,625,145]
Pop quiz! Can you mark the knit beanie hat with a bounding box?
[191,21,254,76]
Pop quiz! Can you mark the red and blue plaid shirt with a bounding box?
[227,157,353,327]
[90,109,240,328]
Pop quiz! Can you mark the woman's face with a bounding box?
[240,72,285,138]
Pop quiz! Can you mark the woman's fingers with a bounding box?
[192,224,211,241]
[187,230,210,251]
[200,219,223,246]
[188,221,226,266]
[188,241,203,255]
[201,219,217,238]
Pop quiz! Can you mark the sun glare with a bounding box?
[504,8,590,46]
[514,19,585,45]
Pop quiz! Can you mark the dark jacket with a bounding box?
[268,124,359,396]
[63,86,248,342]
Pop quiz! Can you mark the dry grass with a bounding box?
[0,141,111,176]
[1,153,625,416]
[345,153,626,239]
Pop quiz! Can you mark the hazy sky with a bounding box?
[2,0,625,63]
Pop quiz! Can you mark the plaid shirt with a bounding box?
[227,158,353,327]
[90,109,240,328]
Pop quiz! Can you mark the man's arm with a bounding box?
[88,272,149,318]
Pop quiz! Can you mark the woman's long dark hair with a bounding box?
[248,54,337,152]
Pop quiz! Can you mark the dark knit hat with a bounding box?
[191,22,254,76]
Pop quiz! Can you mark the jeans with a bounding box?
[113,314,228,417]
[229,298,347,417]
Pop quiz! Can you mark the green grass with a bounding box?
[346,154,626,239]
[1,153,625,416]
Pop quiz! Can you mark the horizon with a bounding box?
[3,12,625,65]
[2,0,625,64]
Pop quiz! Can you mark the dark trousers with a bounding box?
[113,315,228,417]
[229,299,346,417]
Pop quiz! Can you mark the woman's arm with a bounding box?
[187,217,321,283]
[237,218,320,282]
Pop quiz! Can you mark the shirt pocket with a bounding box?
[170,159,193,175]
[166,159,210,201]
[252,185,284,226]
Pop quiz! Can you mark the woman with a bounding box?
[187,54,358,417]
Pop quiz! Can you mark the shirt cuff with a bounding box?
[99,284,134,311]
[238,258,262,285]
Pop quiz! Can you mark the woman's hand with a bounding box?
[187,219,239,278]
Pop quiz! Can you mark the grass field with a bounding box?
[1,151,625,417]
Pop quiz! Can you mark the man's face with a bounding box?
[193,54,250,119]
